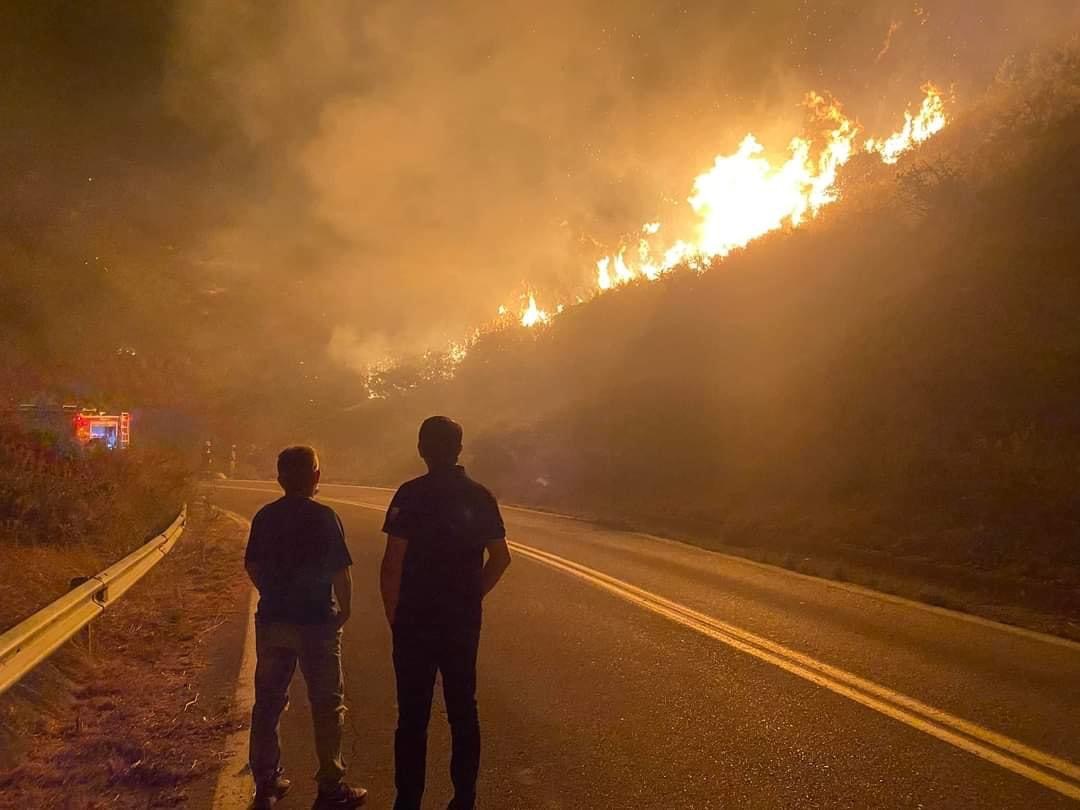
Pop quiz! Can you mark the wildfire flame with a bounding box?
[519,294,550,328]
[590,84,948,292]
[865,84,947,164]
[688,93,855,260]
[366,84,949,396]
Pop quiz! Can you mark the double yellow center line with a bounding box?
[509,542,1080,801]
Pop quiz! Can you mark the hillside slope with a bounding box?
[319,44,1080,630]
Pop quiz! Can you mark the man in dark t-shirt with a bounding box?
[381,417,512,810]
[245,446,367,809]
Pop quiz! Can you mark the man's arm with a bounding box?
[244,560,262,590]
[481,538,512,596]
[332,566,353,627]
[380,535,408,626]
[244,513,263,590]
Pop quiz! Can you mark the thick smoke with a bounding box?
[121,1,1080,367]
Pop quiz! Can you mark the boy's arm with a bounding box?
[380,535,408,626]
[332,566,353,627]
[481,538,512,596]
[327,511,353,627]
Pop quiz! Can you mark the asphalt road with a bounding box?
[210,482,1080,809]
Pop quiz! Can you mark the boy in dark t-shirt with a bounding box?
[381,417,512,810]
[245,446,367,809]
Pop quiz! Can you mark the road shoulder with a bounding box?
[0,502,252,809]
[203,510,258,810]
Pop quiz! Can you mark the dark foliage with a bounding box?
[0,424,189,552]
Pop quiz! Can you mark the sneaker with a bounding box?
[312,782,368,809]
[252,771,291,809]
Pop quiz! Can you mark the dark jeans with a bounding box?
[393,625,481,810]
[249,621,347,789]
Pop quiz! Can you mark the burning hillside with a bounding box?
[517,84,948,321]
[330,46,1080,627]
[364,83,949,394]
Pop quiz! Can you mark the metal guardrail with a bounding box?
[0,504,187,697]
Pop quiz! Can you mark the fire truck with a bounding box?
[11,404,132,449]
[71,409,131,449]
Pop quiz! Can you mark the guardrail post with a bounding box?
[68,577,95,656]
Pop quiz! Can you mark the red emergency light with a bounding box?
[72,410,131,449]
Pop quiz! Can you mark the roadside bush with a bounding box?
[0,424,190,553]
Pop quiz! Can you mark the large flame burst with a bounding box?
[584,83,947,299]
[368,84,947,391]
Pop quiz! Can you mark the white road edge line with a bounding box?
[211,481,1080,652]
[210,509,257,810]
[211,485,1080,800]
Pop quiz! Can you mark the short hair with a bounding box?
[277,445,319,492]
[418,416,463,466]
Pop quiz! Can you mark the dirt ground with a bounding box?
[0,501,251,809]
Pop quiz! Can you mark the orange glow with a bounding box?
[593,85,947,290]
[368,84,950,385]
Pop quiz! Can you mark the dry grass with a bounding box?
[0,423,192,632]
[0,503,249,809]
[0,423,189,554]
[0,544,108,631]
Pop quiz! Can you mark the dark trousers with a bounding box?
[249,622,347,790]
[392,625,481,810]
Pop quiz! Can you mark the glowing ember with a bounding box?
[447,341,469,365]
